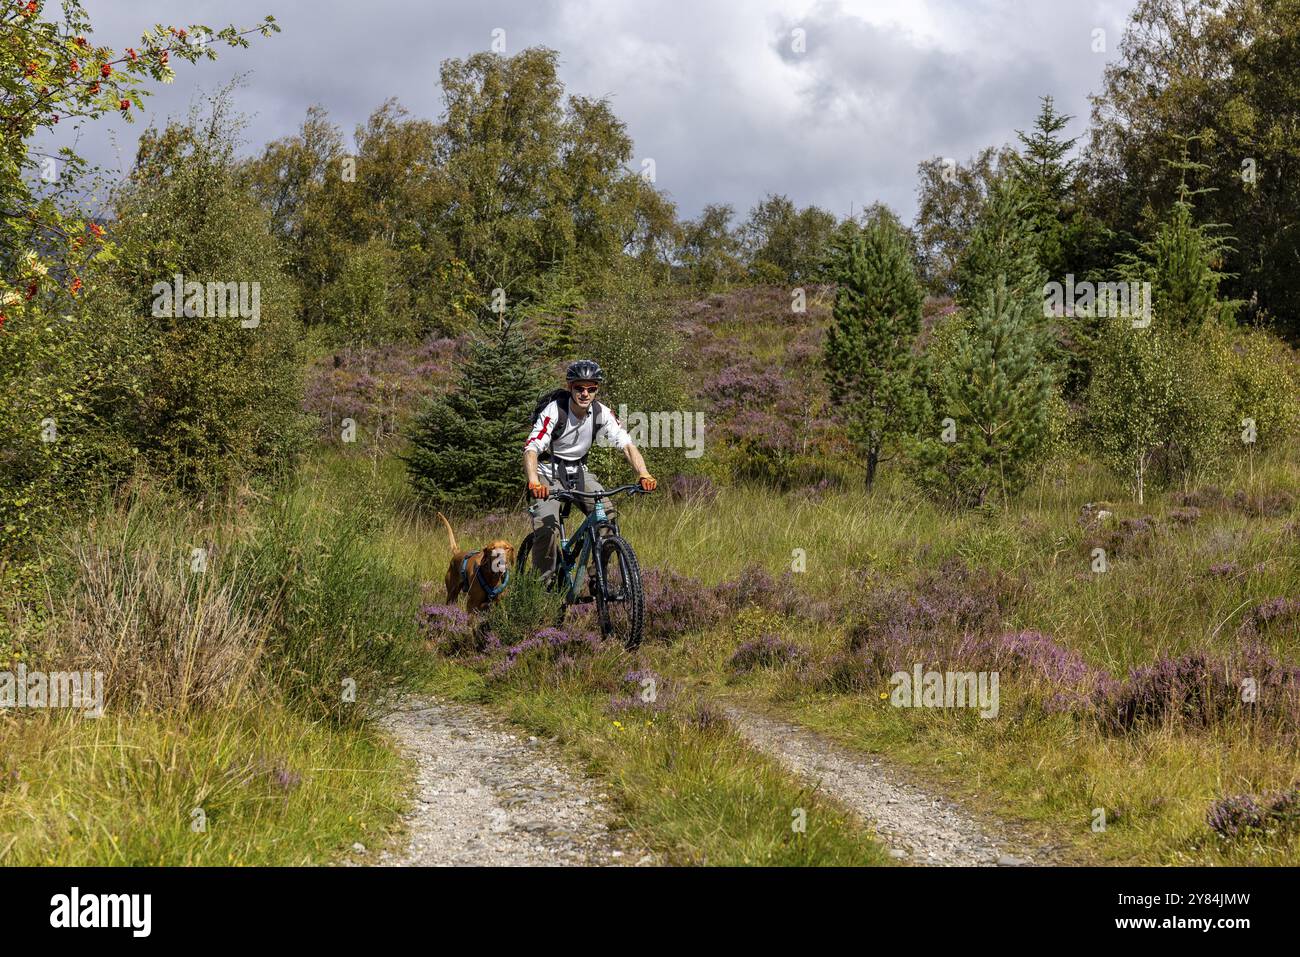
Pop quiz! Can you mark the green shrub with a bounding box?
[566,267,691,483]
[822,214,928,490]
[0,279,145,563]
[108,99,310,492]
[1221,325,1300,455]
[1086,320,1239,500]
[323,237,418,346]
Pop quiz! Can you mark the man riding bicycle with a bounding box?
[523,359,657,581]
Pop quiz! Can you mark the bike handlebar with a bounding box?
[548,484,648,502]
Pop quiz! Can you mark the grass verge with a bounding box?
[0,702,405,866]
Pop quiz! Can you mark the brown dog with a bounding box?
[437,512,514,615]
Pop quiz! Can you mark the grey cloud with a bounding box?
[54,0,1135,226]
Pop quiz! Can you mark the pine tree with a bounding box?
[955,175,1046,316]
[1007,96,1117,398]
[823,217,927,490]
[1135,142,1240,332]
[403,317,543,510]
[912,276,1056,507]
[1010,95,1079,281]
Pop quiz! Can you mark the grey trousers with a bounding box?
[528,467,616,579]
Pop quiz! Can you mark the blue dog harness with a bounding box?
[459,550,510,603]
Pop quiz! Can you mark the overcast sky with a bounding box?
[64,0,1138,223]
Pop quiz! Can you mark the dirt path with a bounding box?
[724,705,1049,866]
[375,698,653,866]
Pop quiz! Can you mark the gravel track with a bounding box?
[724,705,1046,866]
[376,698,653,867]
[371,696,1049,867]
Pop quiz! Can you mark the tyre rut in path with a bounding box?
[376,698,653,867]
[723,705,1053,867]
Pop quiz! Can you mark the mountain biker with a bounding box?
[523,359,657,580]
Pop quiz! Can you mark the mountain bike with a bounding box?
[517,485,648,649]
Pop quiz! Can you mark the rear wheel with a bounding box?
[515,531,537,575]
[517,530,568,628]
[593,535,644,649]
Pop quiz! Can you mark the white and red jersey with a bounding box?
[524,399,632,473]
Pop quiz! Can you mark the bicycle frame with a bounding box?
[554,497,613,602]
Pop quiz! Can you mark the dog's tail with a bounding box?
[436,511,459,555]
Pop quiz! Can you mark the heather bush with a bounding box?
[418,602,476,656]
[683,697,730,734]
[1237,598,1300,639]
[670,284,851,489]
[635,562,838,645]
[487,626,609,684]
[1086,515,1160,560]
[1207,788,1300,842]
[819,561,1053,693]
[1229,488,1296,519]
[1206,794,1269,840]
[990,630,1100,687]
[639,566,725,644]
[1097,653,1247,734]
[304,336,463,444]
[713,564,807,618]
[1172,485,1228,510]
[810,649,887,694]
[847,560,1023,656]
[701,362,803,486]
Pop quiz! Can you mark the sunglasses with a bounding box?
[571,385,600,395]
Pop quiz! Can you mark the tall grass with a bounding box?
[50,539,266,713]
[0,462,434,865]
[233,491,432,725]
[615,445,1300,864]
[0,704,401,866]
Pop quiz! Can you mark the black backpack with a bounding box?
[528,388,603,463]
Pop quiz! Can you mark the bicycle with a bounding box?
[516,485,649,649]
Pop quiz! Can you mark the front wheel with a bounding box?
[593,535,644,649]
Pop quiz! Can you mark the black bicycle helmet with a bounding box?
[565,359,605,383]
